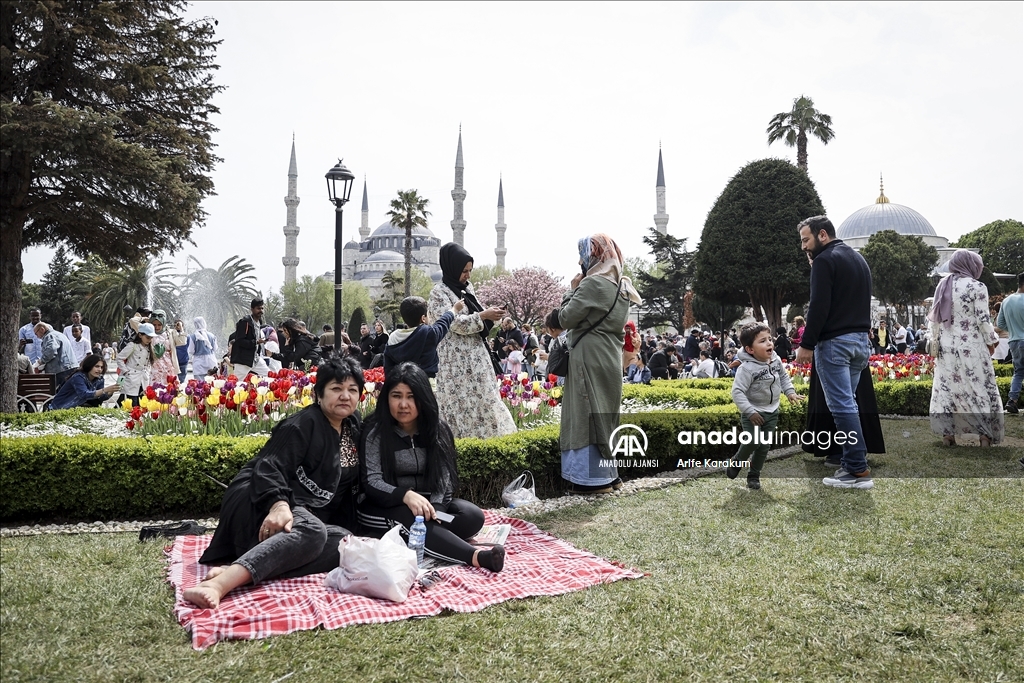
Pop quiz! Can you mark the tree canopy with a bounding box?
[859,230,937,321]
[633,228,693,332]
[951,219,1024,291]
[693,158,823,332]
[476,266,566,326]
[281,275,371,335]
[0,0,222,411]
[766,95,835,171]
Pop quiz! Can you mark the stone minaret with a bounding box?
[359,177,370,240]
[495,177,507,269]
[282,135,300,285]
[653,146,669,235]
[450,127,466,245]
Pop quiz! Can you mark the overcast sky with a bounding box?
[21,1,1024,297]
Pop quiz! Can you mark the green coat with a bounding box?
[556,276,630,453]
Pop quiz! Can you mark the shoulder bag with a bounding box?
[547,280,624,377]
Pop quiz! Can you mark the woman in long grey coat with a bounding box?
[556,234,642,493]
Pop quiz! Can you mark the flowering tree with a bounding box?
[475,266,567,325]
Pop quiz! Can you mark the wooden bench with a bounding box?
[16,373,56,412]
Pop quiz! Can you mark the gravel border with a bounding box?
[0,445,807,537]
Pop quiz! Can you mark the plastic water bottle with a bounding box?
[407,516,427,567]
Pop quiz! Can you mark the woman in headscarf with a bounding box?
[427,243,516,439]
[187,316,219,378]
[555,234,642,493]
[147,310,180,385]
[622,320,641,372]
[928,249,1003,447]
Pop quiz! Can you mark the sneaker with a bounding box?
[823,469,874,490]
[726,464,741,480]
[1006,399,1019,414]
[823,455,842,468]
[611,478,623,490]
[746,476,761,490]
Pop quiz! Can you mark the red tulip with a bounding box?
[145,387,156,400]
[150,411,160,420]
[125,420,135,430]
[199,413,208,425]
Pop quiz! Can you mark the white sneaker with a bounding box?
[823,468,874,490]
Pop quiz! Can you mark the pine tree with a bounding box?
[38,246,76,326]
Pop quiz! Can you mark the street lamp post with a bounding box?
[326,159,355,354]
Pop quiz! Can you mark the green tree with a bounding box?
[178,256,258,340]
[349,307,366,337]
[951,219,1024,292]
[18,282,41,324]
[38,245,76,326]
[468,264,507,290]
[0,0,222,411]
[691,294,745,333]
[859,230,937,322]
[693,159,823,332]
[75,257,178,340]
[386,190,431,297]
[373,271,406,329]
[766,95,835,172]
[634,228,694,331]
[280,276,371,334]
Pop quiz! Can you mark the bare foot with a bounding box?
[183,582,225,609]
[980,436,992,447]
[205,566,229,580]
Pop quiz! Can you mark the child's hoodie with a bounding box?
[383,311,454,377]
[731,349,796,416]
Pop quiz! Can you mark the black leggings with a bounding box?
[357,498,485,566]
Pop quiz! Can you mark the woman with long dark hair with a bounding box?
[185,357,365,609]
[48,354,119,410]
[357,362,505,572]
[269,318,321,370]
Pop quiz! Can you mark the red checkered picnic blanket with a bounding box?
[167,511,643,649]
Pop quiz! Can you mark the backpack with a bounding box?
[713,359,731,378]
[116,321,135,352]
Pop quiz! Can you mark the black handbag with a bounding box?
[546,280,624,377]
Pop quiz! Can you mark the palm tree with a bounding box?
[386,190,431,297]
[75,257,178,340]
[766,95,835,171]
[178,255,259,338]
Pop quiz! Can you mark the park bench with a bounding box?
[16,373,56,412]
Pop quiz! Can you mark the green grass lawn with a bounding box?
[2,418,1022,682]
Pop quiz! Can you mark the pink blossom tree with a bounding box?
[475,266,567,325]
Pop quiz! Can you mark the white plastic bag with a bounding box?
[502,470,540,508]
[324,526,419,603]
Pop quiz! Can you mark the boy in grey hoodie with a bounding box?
[728,322,803,489]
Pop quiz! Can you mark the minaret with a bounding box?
[653,146,669,235]
[359,177,370,239]
[450,127,466,246]
[495,177,507,269]
[282,135,300,285]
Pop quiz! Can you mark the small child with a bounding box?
[384,296,465,378]
[505,340,524,376]
[728,322,803,489]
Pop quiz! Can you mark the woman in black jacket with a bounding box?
[185,358,364,609]
[368,320,388,367]
[270,318,321,370]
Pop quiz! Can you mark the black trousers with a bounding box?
[357,498,485,565]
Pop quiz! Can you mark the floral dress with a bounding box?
[929,277,1004,442]
[427,282,516,440]
[150,330,179,386]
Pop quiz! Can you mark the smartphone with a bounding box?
[434,511,454,523]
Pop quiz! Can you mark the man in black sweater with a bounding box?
[796,216,874,490]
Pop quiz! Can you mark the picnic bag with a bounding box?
[502,470,540,508]
[325,525,419,603]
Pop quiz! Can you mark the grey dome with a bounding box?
[837,202,937,240]
[343,239,360,249]
[363,250,405,263]
[369,221,436,239]
[430,269,443,283]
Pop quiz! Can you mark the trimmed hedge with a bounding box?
[0,377,1012,521]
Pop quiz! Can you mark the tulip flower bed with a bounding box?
[784,353,936,384]
[121,367,386,437]
[498,373,562,429]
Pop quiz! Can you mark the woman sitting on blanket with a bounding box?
[184,357,364,609]
[357,362,505,572]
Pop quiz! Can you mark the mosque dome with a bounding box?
[836,180,937,241]
[362,250,405,264]
[430,269,443,283]
[835,178,949,252]
[343,239,360,250]
[369,221,437,239]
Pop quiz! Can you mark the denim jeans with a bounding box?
[234,506,351,584]
[814,333,871,475]
[1009,339,1024,402]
